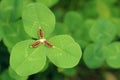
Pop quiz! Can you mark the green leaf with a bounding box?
[10,0,23,21]
[58,68,77,76]
[64,11,83,31]
[46,35,82,68]
[54,9,64,21]
[83,43,105,68]
[36,0,59,7]
[96,0,110,18]
[104,42,120,68]
[2,20,29,52]
[10,40,46,76]
[11,0,34,21]
[83,1,97,18]
[90,19,116,44]
[0,0,26,21]
[53,22,69,35]
[0,21,3,41]
[64,11,93,49]
[9,67,28,80]
[104,0,117,4]
[0,69,14,80]
[72,19,95,49]
[113,19,120,37]
[22,3,55,38]
[0,0,14,21]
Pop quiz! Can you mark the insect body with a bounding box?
[44,40,54,48]
[31,28,54,48]
[31,40,41,48]
[39,29,44,39]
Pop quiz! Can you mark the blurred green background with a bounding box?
[0,0,120,80]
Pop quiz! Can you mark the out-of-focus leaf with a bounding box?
[0,0,33,22]
[64,11,83,31]
[83,43,105,68]
[112,19,120,37]
[58,68,77,76]
[36,0,59,7]
[104,42,120,68]
[96,0,111,18]
[0,21,3,41]
[2,20,29,52]
[0,69,14,80]
[53,9,64,21]
[0,0,14,21]
[83,1,97,18]
[90,19,116,44]
[53,22,69,35]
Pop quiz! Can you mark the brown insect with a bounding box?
[31,28,54,48]
[31,40,41,48]
[44,40,54,48]
[39,29,44,39]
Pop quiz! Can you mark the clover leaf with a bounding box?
[83,43,105,68]
[46,35,82,68]
[2,20,29,52]
[9,67,28,80]
[22,3,55,38]
[10,40,46,76]
[104,42,120,68]
[10,3,82,76]
[90,19,117,44]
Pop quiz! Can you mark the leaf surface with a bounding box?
[22,3,55,38]
[90,19,116,43]
[36,0,59,7]
[10,40,46,76]
[104,42,120,68]
[46,35,82,68]
[83,43,105,68]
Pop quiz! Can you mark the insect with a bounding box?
[31,28,54,48]
[31,40,41,48]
